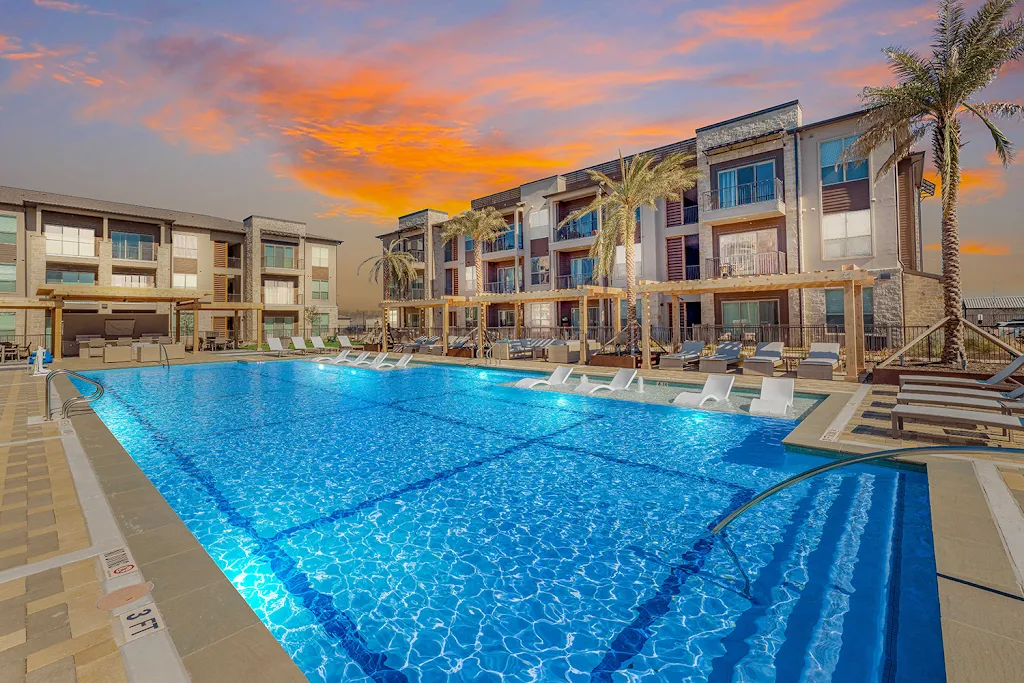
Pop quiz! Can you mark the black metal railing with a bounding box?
[112,242,157,261]
[387,286,426,301]
[703,178,783,212]
[553,212,598,242]
[555,273,595,289]
[531,271,551,286]
[483,230,518,253]
[262,255,304,270]
[682,205,699,225]
[483,280,517,294]
[706,251,786,278]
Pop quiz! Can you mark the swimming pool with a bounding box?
[79,360,944,682]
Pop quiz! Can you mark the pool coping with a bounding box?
[54,375,307,683]
[57,357,1024,683]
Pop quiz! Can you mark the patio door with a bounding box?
[570,258,594,287]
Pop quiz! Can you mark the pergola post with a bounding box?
[192,306,200,355]
[442,301,450,355]
[579,295,589,365]
[613,297,622,338]
[854,284,866,373]
[844,281,859,381]
[175,308,181,343]
[477,303,486,358]
[514,303,522,340]
[671,294,680,352]
[256,309,263,348]
[381,307,389,352]
[641,292,652,370]
[52,298,63,361]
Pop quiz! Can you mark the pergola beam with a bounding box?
[638,269,875,296]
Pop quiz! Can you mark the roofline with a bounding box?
[795,109,867,132]
[397,208,449,220]
[695,100,801,133]
[244,215,306,226]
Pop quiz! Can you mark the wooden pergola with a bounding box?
[638,269,875,380]
[174,301,264,354]
[380,296,470,355]
[35,285,210,360]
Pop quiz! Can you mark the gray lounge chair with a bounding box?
[896,391,1024,415]
[897,354,1024,391]
[698,342,743,374]
[899,384,1024,401]
[891,404,1024,441]
[659,341,706,369]
[742,342,785,377]
[797,343,841,380]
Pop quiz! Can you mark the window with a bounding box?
[570,306,600,329]
[0,312,15,339]
[112,232,155,261]
[311,246,329,268]
[173,273,198,289]
[443,240,455,262]
[311,313,329,335]
[568,257,595,287]
[717,161,776,208]
[264,280,295,305]
[46,270,95,285]
[465,307,478,326]
[530,256,550,285]
[823,209,872,258]
[465,265,476,293]
[312,279,330,300]
[825,287,874,328]
[172,233,198,259]
[263,244,295,269]
[498,309,516,327]
[527,302,552,327]
[718,229,780,276]
[0,264,14,293]
[465,237,474,252]
[722,300,779,326]
[0,216,16,245]
[44,225,95,257]
[111,273,153,288]
[821,135,869,185]
[264,316,295,338]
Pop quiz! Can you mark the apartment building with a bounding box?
[0,186,342,352]
[382,100,942,334]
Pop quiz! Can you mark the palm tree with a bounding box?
[358,239,419,301]
[558,151,701,352]
[440,207,509,297]
[849,0,1023,363]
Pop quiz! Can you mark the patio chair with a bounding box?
[379,353,414,369]
[310,336,332,354]
[797,343,841,380]
[897,354,1024,391]
[671,374,735,408]
[266,337,289,357]
[290,337,311,354]
[574,368,638,395]
[891,404,1024,441]
[322,349,351,364]
[514,366,574,389]
[742,342,785,376]
[395,336,427,352]
[899,384,1024,401]
[355,353,388,368]
[896,391,1024,415]
[659,341,706,370]
[698,342,743,374]
[158,336,173,345]
[749,377,795,417]
[338,335,354,348]
[213,336,228,351]
[339,351,370,365]
[116,337,133,347]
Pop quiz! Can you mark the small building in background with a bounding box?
[963,296,1024,326]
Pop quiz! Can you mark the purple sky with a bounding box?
[1,0,1021,308]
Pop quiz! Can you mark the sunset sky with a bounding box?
[1,0,1021,308]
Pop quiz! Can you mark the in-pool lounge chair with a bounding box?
[310,336,332,354]
[899,383,1024,401]
[698,342,743,374]
[742,342,785,377]
[574,368,638,395]
[355,353,387,368]
[897,354,1024,391]
[659,341,707,370]
[671,374,735,408]
[266,337,289,357]
[290,337,311,355]
[749,377,795,417]
[896,391,1024,415]
[514,366,574,389]
[891,404,1024,441]
[797,343,841,380]
[323,349,351,364]
[339,351,370,365]
[379,353,413,369]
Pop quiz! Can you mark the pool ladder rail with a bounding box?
[712,445,1024,534]
[44,369,104,421]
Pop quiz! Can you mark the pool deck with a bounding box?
[0,351,1020,682]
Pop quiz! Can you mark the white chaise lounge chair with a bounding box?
[339,351,370,365]
[749,377,795,417]
[891,404,1024,441]
[513,366,574,389]
[338,335,354,348]
[266,337,288,357]
[379,353,413,369]
[671,374,735,408]
[574,369,638,395]
[309,336,332,354]
[355,353,387,368]
[290,337,310,355]
[323,349,351,364]
[898,354,1024,391]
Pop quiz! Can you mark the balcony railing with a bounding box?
[112,242,157,261]
[531,271,550,286]
[262,255,304,270]
[483,280,517,294]
[262,287,302,305]
[556,273,595,289]
[706,251,787,278]
[214,293,243,303]
[553,212,598,242]
[703,178,783,212]
[387,286,425,301]
[397,248,425,262]
[684,264,701,281]
[682,205,699,225]
[45,237,98,258]
[223,256,242,269]
[483,229,519,254]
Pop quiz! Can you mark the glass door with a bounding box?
[570,258,594,287]
[718,169,737,208]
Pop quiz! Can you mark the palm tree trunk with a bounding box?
[939,126,964,365]
[624,215,638,351]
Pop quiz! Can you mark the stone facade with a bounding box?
[903,271,945,327]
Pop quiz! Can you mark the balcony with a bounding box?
[483,229,519,255]
[112,241,158,262]
[553,212,598,242]
[683,264,701,281]
[215,256,242,270]
[214,293,243,303]
[397,248,425,263]
[261,255,304,271]
[262,287,302,306]
[705,251,787,278]
[555,273,595,289]
[45,237,99,262]
[682,205,699,225]
[482,280,518,294]
[387,285,425,301]
[701,178,785,226]
[531,271,550,286]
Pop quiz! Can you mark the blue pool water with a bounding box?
[79,361,944,682]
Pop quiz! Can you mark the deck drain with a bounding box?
[96,582,154,611]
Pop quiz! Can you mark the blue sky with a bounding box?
[1,0,1022,307]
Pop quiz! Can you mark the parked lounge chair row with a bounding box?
[658,341,842,380]
[320,349,413,370]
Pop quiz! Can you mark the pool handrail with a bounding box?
[711,445,1024,535]
[45,369,104,421]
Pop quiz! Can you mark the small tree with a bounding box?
[303,305,321,337]
[358,240,419,300]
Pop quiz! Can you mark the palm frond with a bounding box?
[963,101,1017,164]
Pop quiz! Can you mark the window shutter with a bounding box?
[666,237,683,280]
[666,199,682,227]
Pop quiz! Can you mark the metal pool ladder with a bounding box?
[44,369,104,421]
[159,344,171,369]
[712,445,1024,534]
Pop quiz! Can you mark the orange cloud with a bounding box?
[675,0,848,53]
[826,63,896,88]
[32,0,148,23]
[925,240,1011,256]
[924,167,1008,204]
[142,100,238,153]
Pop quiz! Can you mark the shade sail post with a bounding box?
[844,281,859,381]
[579,295,589,366]
[641,292,652,370]
[442,302,450,355]
[52,299,63,361]
[671,295,680,352]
